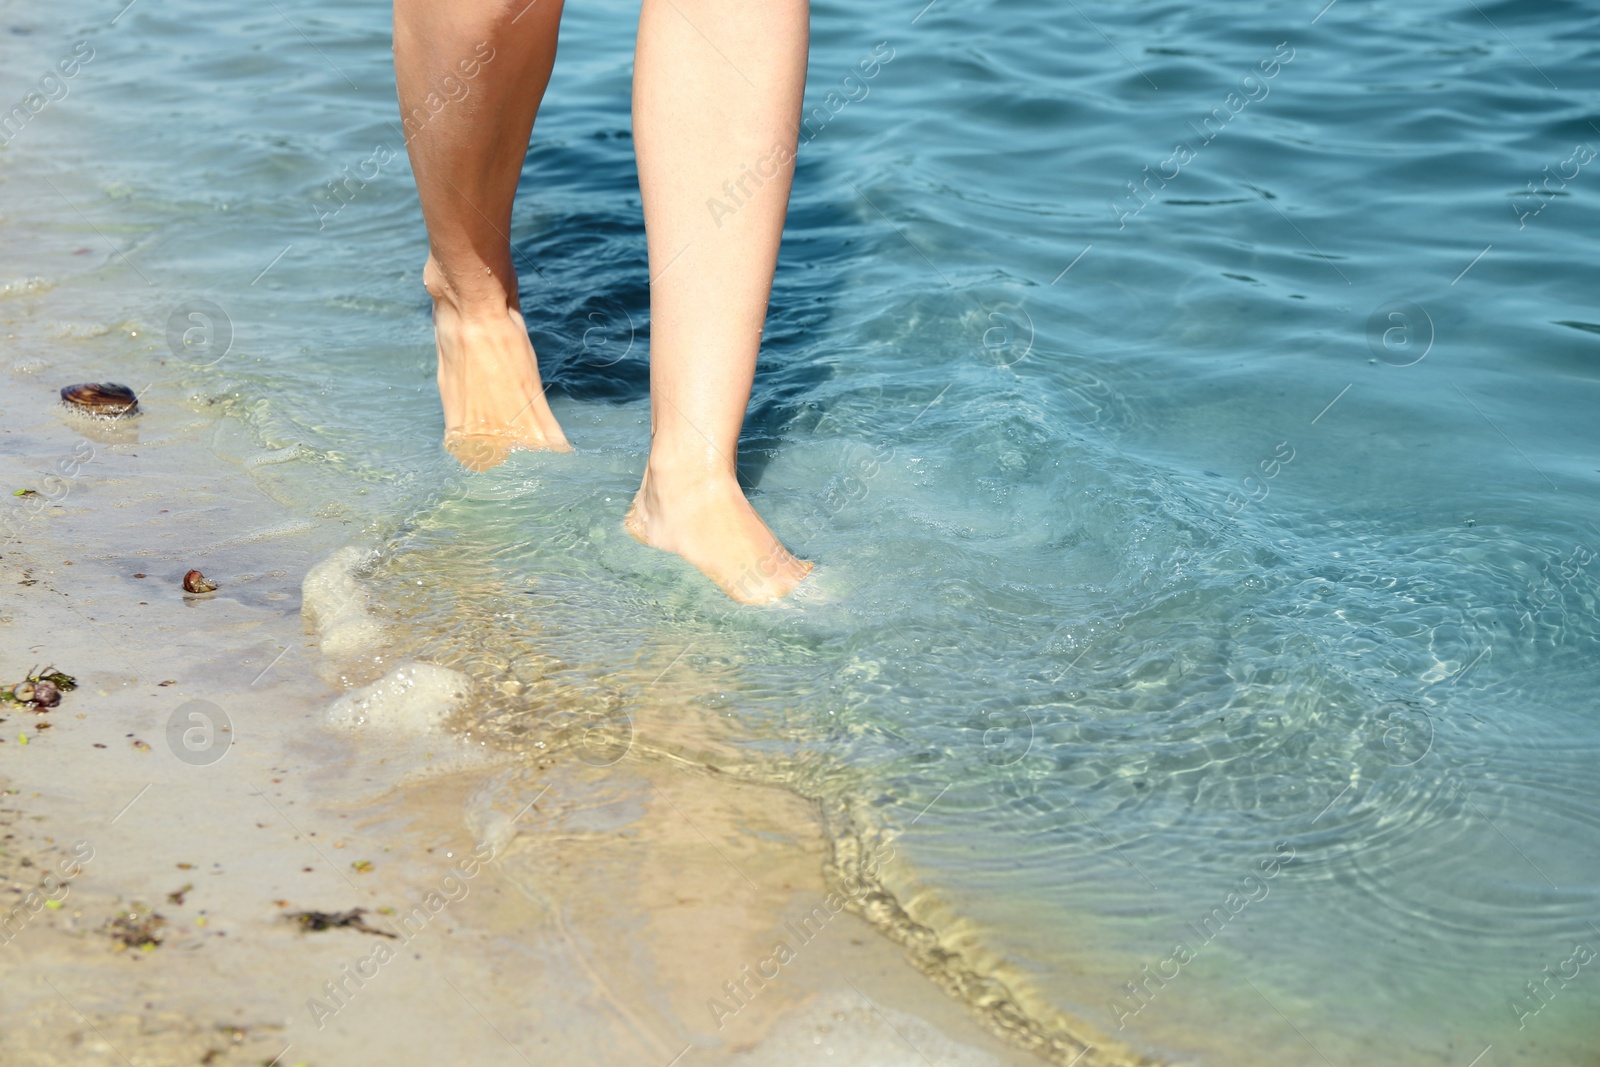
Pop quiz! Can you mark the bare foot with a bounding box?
[625,464,812,604]
[425,259,570,471]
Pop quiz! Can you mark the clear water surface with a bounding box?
[3,0,1598,1063]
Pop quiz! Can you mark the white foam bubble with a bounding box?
[301,546,389,658]
[326,662,470,735]
[737,991,1000,1067]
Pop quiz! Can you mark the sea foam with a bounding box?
[301,546,389,658]
[326,661,471,734]
[741,992,999,1067]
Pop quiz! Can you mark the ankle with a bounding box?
[639,453,740,504]
[422,255,517,321]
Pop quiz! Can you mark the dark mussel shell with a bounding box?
[60,382,140,417]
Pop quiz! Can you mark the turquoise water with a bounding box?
[5,0,1600,1062]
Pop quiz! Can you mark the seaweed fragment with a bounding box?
[104,904,166,951]
[285,907,397,938]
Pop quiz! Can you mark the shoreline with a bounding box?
[0,363,1043,1066]
[301,519,1160,1067]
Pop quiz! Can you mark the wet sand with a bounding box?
[0,368,1042,1066]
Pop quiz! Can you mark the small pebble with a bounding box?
[59,382,140,417]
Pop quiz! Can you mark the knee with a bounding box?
[473,0,562,33]
[398,0,555,46]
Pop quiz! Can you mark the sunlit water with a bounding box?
[4,0,1599,1062]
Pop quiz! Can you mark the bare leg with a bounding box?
[625,0,813,603]
[394,0,570,471]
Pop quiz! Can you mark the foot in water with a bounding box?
[427,259,570,471]
[625,462,812,604]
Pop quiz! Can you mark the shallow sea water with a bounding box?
[4,0,1599,1063]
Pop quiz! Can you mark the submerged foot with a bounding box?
[625,466,812,604]
[427,259,570,471]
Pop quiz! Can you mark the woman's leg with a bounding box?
[625,0,813,603]
[394,0,570,471]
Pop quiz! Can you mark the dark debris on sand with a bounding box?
[285,907,397,938]
[104,904,166,952]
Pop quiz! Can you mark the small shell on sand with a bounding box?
[182,569,218,593]
[60,382,140,417]
[9,676,61,709]
[19,679,61,708]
